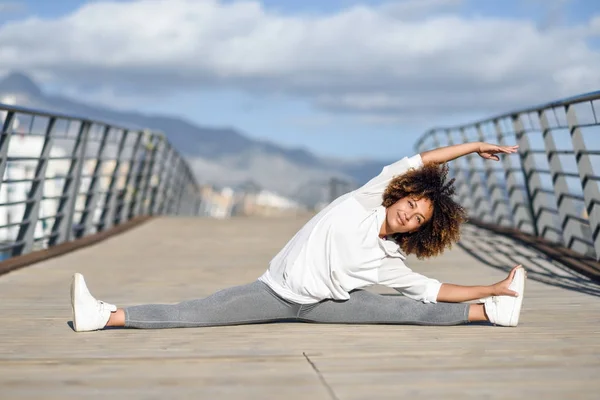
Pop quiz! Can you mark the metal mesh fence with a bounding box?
[415,91,600,260]
[0,103,201,258]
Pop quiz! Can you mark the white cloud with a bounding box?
[0,0,599,121]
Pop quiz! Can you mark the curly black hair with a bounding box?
[382,163,468,259]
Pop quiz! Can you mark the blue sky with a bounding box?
[4,0,597,22]
[1,0,599,160]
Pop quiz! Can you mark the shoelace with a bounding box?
[97,300,115,313]
[98,301,108,312]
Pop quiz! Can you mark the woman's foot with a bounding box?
[483,267,526,327]
[70,273,117,332]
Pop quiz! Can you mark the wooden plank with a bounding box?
[0,216,599,399]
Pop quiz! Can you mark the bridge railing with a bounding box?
[415,91,600,261]
[0,103,201,258]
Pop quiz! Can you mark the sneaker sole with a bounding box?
[509,268,525,326]
[71,273,82,332]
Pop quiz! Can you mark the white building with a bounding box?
[0,96,73,253]
[0,135,71,250]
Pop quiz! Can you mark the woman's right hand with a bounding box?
[490,264,524,297]
[477,143,519,161]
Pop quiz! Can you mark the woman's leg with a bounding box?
[72,272,300,332]
[121,281,300,329]
[299,289,472,326]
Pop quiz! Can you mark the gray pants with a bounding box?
[124,281,470,329]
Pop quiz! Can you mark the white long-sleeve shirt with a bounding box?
[258,154,442,304]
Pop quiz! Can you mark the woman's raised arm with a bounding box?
[420,142,519,164]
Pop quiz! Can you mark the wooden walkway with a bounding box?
[1,216,599,399]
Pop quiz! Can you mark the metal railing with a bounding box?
[0,103,201,258]
[415,91,600,261]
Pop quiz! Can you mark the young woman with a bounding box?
[71,141,525,332]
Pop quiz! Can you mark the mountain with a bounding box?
[0,72,42,97]
[0,72,394,205]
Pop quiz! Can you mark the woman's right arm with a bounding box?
[420,142,519,164]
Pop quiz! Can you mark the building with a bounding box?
[198,184,304,218]
[0,134,72,251]
[0,96,93,253]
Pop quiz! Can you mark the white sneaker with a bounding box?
[483,268,526,327]
[71,273,117,332]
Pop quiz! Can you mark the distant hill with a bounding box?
[0,72,395,205]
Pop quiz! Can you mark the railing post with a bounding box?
[512,114,541,236]
[138,133,160,216]
[14,117,56,255]
[118,130,143,224]
[99,129,129,230]
[566,104,600,259]
[172,161,186,215]
[159,151,176,215]
[443,129,473,212]
[459,126,493,222]
[128,136,146,219]
[181,167,195,215]
[177,169,188,216]
[0,111,16,194]
[50,120,91,245]
[539,109,586,251]
[186,165,201,216]
[494,119,524,230]
[150,137,171,215]
[514,113,560,242]
[78,124,111,237]
[130,132,153,218]
[165,157,182,215]
[476,124,512,226]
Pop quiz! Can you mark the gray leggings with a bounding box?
[124,281,470,329]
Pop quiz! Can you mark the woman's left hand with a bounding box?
[477,143,519,161]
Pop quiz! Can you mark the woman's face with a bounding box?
[385,196,433,235]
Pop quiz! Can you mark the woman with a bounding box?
[71,141,525,332]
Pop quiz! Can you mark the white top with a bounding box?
[258,154,442,305]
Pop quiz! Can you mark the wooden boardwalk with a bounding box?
[1,216,599,399]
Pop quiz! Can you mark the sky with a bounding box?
[0,0,599,160]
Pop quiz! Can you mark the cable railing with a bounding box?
[0,103,201,258]
[415,91,600,262]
